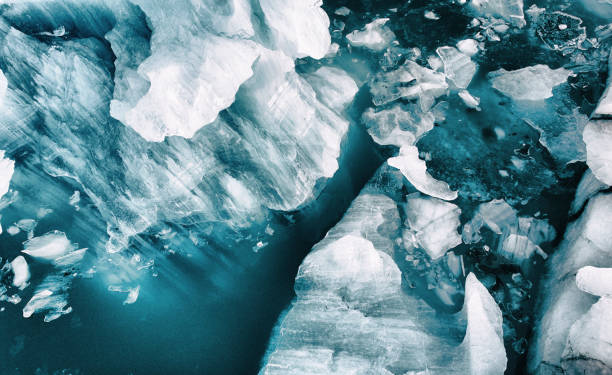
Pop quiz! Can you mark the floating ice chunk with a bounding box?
[594,51,612,116]
[584,120,612,185]
[303,67,358,113]
[334,6,350,16]
[501,234,547,263]
[489,65,573,101]
[109,285,141,305]
[570,169,609,216]
[404,194,462,259]
[10,256,30,289]
[388,146,458,201]
[346,18,395,52]
[23,275,72,322]
[458,90,481,110]
[362,104,434,147]
[460,273,508,375]
[22,231,75,261]
[260,0,331,59]
[436,46,477,89]
[424,10,440,20]
[469,0,526,28]
[576,266,612,297]
[457,38,479,56]
[564,297,612,370]
[0,150,15,200]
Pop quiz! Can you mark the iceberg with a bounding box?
[388,146,458,201]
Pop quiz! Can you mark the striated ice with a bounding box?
[489,65,573,101]
[403,193,462,259]
[576,266,612,297]
[22,231,76,262]
[260,0,331,59]
[468,0,526,28]
[436,46,477,89]
[388,146,458,201]
[461,273,508,375]
[0,149,14,200]
[346,18,396,52]
[10,256,30,289]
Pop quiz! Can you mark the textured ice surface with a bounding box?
[489,65,573,101]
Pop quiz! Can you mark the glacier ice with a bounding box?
[489,65,573,101]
